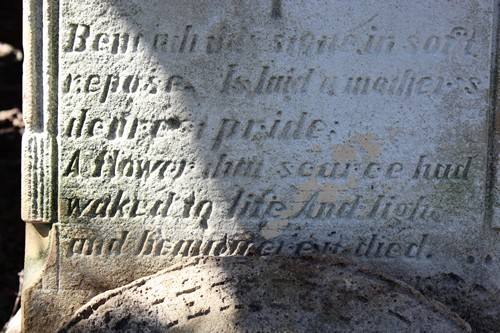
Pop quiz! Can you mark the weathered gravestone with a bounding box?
[21,0,500,331]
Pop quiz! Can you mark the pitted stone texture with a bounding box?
[60,257,471,333]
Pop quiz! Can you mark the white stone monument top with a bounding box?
[21,1,500,331]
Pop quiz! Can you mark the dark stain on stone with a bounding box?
[271,0,282,19]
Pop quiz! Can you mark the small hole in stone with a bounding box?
[467,256,475,264]
[166,117,181,129]
[485,255,493,265]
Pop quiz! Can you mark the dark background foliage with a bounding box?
[0,0,24,327]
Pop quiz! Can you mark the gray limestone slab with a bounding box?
[21,0,500,331]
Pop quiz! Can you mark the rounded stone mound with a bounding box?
[60,256,471,333]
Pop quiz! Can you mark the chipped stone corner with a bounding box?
[21,224,71,333]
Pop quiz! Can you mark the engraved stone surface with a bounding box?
[59,257,472,333]
[22,0,500,332]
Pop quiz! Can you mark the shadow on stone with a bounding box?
[59,256,471,333]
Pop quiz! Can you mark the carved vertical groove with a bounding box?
[21,0,59,224]
[23,0,43,132]
[490,0,500,229]
[22,134,56,222]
